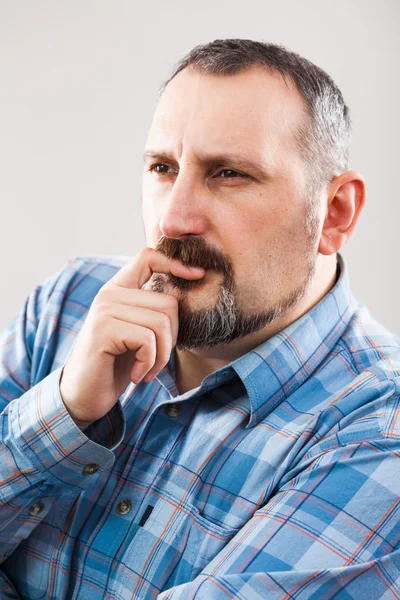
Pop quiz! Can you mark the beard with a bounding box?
[150,232,317,350]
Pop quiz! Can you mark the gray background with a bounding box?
[0,0,398,333]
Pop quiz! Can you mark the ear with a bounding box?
[319,171,366,256]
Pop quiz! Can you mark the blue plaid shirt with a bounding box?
[0,255,399,599]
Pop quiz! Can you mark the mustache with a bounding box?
[155,236,233,277]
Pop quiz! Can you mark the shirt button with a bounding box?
[83,463,100,475]
[164,402,181,418]
[117,499,132,515]
[28,502,44,516]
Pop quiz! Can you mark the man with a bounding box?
[0,38,399,600]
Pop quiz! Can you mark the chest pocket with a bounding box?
[117,496,240,596]
[173,511,240,584]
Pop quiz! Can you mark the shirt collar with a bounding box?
[232,254,356,426]
[160,255,356,427]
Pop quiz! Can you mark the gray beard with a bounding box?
[150,263,315,350]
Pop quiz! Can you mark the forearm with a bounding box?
[0,367,120,562]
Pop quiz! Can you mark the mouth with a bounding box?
[161,268,221,293]
[155,236,233,280]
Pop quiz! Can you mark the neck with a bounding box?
[174,254,338,395]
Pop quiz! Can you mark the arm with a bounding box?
[159,425,400,599]
[0,251,201,568]
[0,265,120,565]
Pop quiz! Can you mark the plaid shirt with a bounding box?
[0,255,399,600]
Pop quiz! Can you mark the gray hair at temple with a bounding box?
[160,39,351,196]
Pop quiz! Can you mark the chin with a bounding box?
[179,277,221,311]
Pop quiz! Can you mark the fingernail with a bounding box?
[188,265,204,272]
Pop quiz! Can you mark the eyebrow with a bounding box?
[143,150,271,180]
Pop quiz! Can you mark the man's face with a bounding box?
[141,66,322,349]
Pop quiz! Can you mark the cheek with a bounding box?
[252,195,309,251]
[229,206,287,254]
[231,205,310,283]
[141,189,161,246]
[141,204,159,247]
[236,188,290,235]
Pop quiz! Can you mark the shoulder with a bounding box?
[28,255,133,373]
[311,303,400,452]
[39,254,133,299]
[41,255,133,301]
[340,302,400,383]
[0,255,135,392]
[37,253,134,321]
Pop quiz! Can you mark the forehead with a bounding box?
[147,66,307,164]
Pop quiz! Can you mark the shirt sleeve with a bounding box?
[0,263,124,563]
[158,426,400,599]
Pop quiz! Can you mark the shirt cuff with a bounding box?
[83,401,125,449]
[9,366,125,490]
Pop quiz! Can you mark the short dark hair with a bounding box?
[161,39,351,194]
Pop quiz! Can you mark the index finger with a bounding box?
[111,247,205,290]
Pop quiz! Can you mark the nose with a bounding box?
[158,170,209,239]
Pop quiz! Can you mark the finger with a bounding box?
[111,248,205,290]
[101,320,158,383]
[94,287,179,347]
[103,304,175,360]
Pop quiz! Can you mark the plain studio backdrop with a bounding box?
[0,0,399,334]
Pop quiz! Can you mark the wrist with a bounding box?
[59,367,93,431]
[72,417,93,431]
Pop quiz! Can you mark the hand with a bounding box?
[59,248,205,428]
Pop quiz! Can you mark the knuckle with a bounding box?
[156,312,171,331]
[157,337,173,364]
[142,328,156,346]
[158,349,171,367]
[143,343,156,364]
[89,310,107,329]
[137,247,154,261]
[93,288,113,307]
[90,305,113,326]
[164,294,179,310]
[93,300,111,315]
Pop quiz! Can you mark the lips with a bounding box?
[156,236,233,277]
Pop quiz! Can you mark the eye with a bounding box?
[217,169,248,179]
[149,163,176,175]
